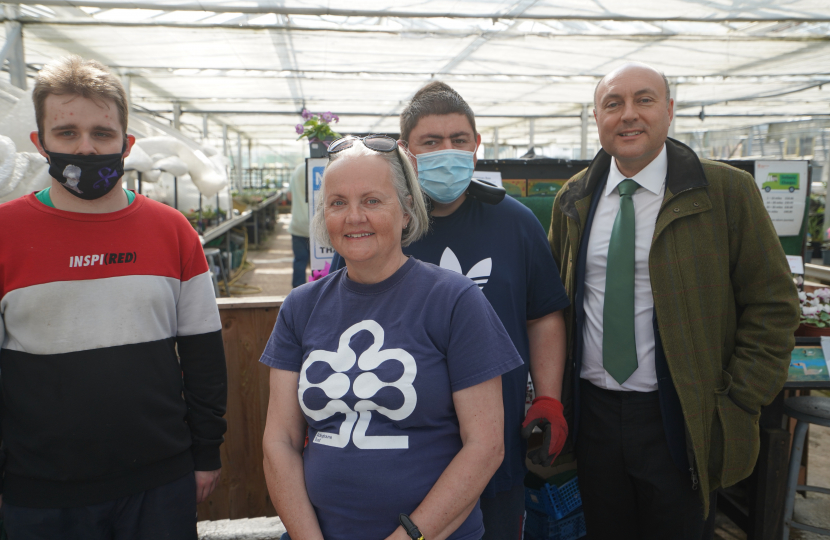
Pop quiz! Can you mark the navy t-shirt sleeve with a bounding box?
[523,215,570,320]
[260,293,304,371]
[446,285,524,392]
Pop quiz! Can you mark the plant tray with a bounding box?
[525,476,582,519]
[524,508,586,540]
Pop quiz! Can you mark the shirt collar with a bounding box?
[605,144,668,197]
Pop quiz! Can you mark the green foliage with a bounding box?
[808,193,825,243]
[295,110,341,142]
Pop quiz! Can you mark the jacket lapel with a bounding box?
[654,139,713,241]
[559,149,612,223]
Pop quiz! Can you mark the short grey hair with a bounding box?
[311,142,429,249]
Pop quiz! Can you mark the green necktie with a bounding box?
[603,178,640,384]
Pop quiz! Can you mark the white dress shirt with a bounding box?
[580,145,668,392]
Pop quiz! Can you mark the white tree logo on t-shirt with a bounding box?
[299,320,417,449]
[440,247,492,290]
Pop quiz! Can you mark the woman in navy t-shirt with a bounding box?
[261,136,523,540]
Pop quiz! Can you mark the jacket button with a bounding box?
[693,202,700,207]
[673,207,680,213]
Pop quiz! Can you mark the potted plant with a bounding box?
[296,109,341,158]
[202,206,218,228]
[807,194,825,262]
[796,288,830,336]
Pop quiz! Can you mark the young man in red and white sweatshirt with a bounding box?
[0,55,227,539]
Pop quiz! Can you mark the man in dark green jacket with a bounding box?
[549,62,799,539]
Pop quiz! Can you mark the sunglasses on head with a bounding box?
[327,134,399,155]
[328,134,411,184]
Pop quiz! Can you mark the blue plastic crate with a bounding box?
[524,476,583,519]
[524,508,587,540]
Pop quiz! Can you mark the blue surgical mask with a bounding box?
[416,149,475,204]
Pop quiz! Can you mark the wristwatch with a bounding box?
[399,513,425,540]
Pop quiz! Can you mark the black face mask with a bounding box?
[42,140,127,201]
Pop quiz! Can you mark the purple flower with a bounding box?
[321,112,333,123]
[301,109,313,120]
[295,123,304,135]
[332,114,340,123]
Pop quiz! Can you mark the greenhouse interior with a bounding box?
[2,1,830,540]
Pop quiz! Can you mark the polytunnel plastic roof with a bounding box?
[3,0,830,150]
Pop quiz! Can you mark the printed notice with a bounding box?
[789,345,830,383]
[754,160,808,237]
[472,170,503,187]
[307,157,333,272]
[786,255,805,274]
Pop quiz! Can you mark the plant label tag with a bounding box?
[787,255,804,274]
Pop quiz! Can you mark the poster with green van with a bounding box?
[754,161,808,237]
[762,172,800,193]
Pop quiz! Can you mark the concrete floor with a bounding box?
[206,215,830,539]
[791,421,830,540]
[229,214,300,299]
[713,424,830,540]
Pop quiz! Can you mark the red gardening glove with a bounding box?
[521,396,568,467]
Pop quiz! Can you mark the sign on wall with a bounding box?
[306,157,333,272]
[754,160,808,237]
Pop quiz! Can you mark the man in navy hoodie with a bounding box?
[332,82,570,539]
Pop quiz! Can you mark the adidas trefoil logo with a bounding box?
[439,247,491,290]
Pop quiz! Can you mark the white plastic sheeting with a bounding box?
[123,142,153,172]
[0,136,51,204]
[1,0,830,149]
[0,77,228,203]
[0,80,49,203]
[134,136,228,197]
[0,82,37,153]
[140,174,231,215]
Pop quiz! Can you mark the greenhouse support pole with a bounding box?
[173,176,178,210]
[222,125,231,219]
[580,104,589,159]
[237,133,243,191]
[824,131,830,186]
[202,114,209,140]
[528,119,535,151]
[0,23,19,65]
[493,127,500,160]
[121,74,131,107]
[173,102,181,131]
[226,233,231,275]
[2,19,26,90]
